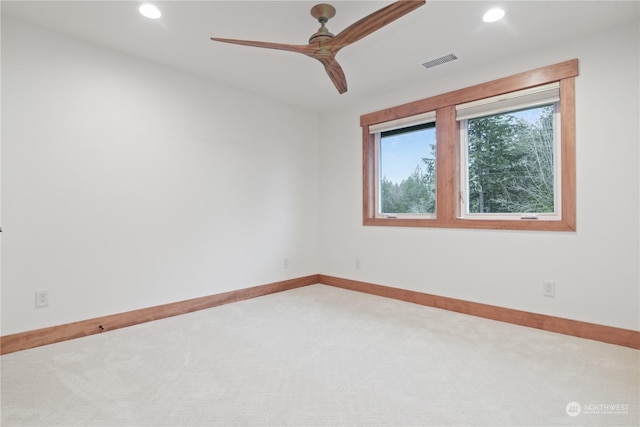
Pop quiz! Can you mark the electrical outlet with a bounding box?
[543,281,556,298]
[283,258,289,269]
[355,258,361,270]
[36,290,49,307]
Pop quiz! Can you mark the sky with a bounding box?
[380,127,436,184]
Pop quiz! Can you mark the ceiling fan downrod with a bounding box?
[309,4,336,43]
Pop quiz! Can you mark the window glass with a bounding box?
[462,104,559,217]
[378,122,436,216]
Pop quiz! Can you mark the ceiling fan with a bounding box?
[211,1,426,94]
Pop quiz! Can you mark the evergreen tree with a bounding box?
[381,144,436,214]
[467,106,554,213]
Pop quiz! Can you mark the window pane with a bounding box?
[379,122,436,215]
[466,104,555,214]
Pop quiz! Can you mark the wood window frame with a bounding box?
[361,59,578,231]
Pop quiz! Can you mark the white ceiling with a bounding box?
[2,1,638,113]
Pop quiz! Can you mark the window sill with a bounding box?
[364,216,576,231]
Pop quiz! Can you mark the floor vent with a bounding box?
[421,53,458,69]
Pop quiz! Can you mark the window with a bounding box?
[373,113,436,218]
[458,83,561,220]
[361,60,577,231]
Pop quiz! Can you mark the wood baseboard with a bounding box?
[3,273,637,354]
[0,275,320,355]
[318,275,640,350]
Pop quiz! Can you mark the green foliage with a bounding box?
[381,146,436,214]
[467,105,555,213]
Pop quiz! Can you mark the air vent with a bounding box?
[421,53,458,69]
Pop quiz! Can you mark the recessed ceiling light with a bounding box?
[483,8,505,23]
[138,3,162,19]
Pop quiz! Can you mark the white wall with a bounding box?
[1,19,319,335]
[319,21,640,331]
[2,16,639,337]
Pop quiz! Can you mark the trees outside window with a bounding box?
[465,105,556,215]
[379,123,436,216]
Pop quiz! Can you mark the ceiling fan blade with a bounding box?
[211,37,316,55]
[330,0,426,52]
[315,55,348,94]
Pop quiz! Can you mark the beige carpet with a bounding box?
[1,284,638,426]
